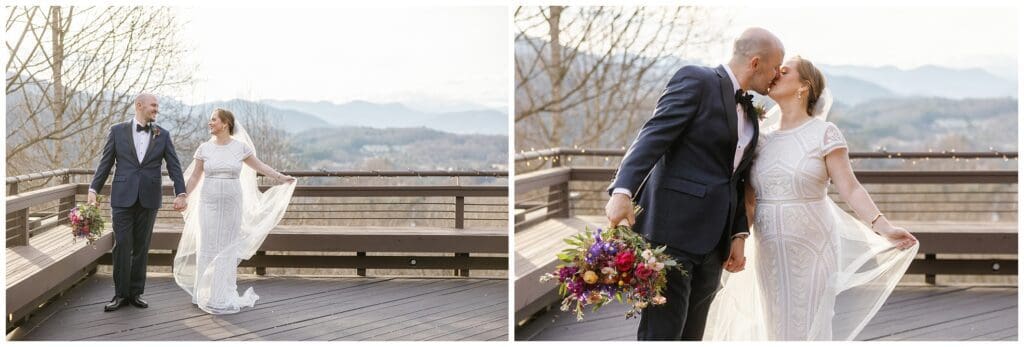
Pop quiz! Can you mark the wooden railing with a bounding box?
[7,169,508,247]
[514,148,1017,283]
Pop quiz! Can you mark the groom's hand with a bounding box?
[87,191,98,206]
[724,237,746,273]
[173,195,187,212]
[605,193,636,227]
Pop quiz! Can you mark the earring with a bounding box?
[796,90,802,101]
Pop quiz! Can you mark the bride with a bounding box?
[173,108,297,314]
[704,56,919,340]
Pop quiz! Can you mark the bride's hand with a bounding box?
[724,237,746,273]
[876,225,917,250]
[279,175,296,184]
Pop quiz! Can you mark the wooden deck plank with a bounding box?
[517,286,1017,341]
[859,286,1017,340]
[321,286,507,340]
[119,279,436,340]
[17,273,508,341]
[244,279,495,340]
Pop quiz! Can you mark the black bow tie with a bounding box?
[735,89,754,110]
[136,123,152,133]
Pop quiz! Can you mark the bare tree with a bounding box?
[6,6,193,179]
[515,6,726,160]
[231,100,303,174]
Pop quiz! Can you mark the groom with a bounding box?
[88,93,188,312]
[606,28,783,340]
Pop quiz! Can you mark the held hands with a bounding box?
[875,224,918,250]
[605,193,636,227]
[173,194,188,212]
[724,237,747,273]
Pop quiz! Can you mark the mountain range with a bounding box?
[515,37,1017,107]
[261,99,507,135]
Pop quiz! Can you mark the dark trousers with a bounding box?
[110,201,158,298]
[637,240,726,340]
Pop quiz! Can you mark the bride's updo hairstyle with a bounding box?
[794,56,826,116]
[213,108,236,135]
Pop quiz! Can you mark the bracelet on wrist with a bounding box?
[869,212,884,229]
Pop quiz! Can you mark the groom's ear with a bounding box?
[749,56,760,70]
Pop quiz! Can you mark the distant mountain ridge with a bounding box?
[262,99,508,135]
[821,64,1017,100]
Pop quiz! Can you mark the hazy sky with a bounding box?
[715,6,1017,79]
[175,6,508,109]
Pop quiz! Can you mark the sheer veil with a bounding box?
[704,88,919,340]
[173,120,296,312]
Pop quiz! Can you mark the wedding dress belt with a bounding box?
[756,196,827,203]
[205,175,239,179]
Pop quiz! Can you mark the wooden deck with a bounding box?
[516,285,1017,341]
[14,273,508,341]
[514,215,1018,340]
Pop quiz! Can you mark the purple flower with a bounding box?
[558,266,578,281]
[586,242,604,265]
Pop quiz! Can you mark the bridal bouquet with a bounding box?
[541,214,680,320]
[69,200,105,245]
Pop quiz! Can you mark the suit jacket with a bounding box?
[90,121,186,209]
[609,65,759,257]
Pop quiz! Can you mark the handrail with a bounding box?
[7,168,508,186]
[515,147,1019,161]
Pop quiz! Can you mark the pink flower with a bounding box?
[635,263,654,280]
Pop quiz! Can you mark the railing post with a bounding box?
[455,196,469,277]
[549,182,571,219]
[925,253,937,285]
[357,252,366,276]
[7,181,30,247]
[8,208,30,247]
[255,251,266,276]
[58,173,75,225]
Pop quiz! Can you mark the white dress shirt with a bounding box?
[132,118,152,163]
[612,65,755,238]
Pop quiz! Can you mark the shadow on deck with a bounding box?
[17,273,507,341]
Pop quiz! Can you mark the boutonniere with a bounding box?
[752,103,767,121]
[151,124,161,139]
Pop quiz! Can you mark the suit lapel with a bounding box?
[124,121,141,166]
[717,66,739,148]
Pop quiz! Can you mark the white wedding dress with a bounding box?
[173,123,295,315]
[704,90,919,340]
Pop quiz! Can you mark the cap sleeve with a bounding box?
[240,142,254,160]
[821,122,848,157]
[193,142,206,161]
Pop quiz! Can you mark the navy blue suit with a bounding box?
[609,65,759,340]
[90,120,186,298]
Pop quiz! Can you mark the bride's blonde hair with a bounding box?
[794,56,826,116]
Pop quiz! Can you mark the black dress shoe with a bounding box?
[129,295,149,308]
[104,297,127,312]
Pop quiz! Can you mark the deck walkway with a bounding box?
[15,273,508,341]
[517,285,1017,341]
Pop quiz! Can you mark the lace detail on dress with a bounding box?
[821,123,847,157]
